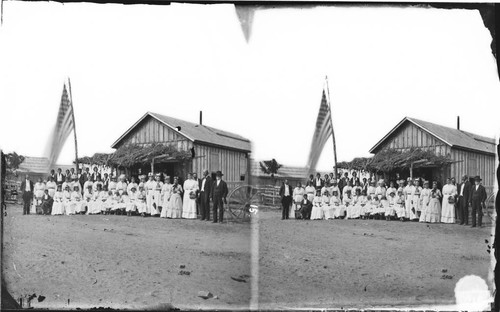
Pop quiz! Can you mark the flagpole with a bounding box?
[325,76,338,176]
[67,78,79,173]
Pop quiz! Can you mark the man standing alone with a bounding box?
[457,175,471,225]
[280,179,293,220]
[211,171,228,223]
[21,174,34,215]
[199,170,212,221]
[469,175,487,228]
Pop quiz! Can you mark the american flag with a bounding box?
[307,79,337,173]
[47,83,75,168]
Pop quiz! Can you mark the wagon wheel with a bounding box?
[485,192,496,223]
[226,185,260,222]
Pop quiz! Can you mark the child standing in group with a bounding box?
[104,191,115,215]
[84,185,93,213]
[395,190,406,221]
[136,185,148,217]
[63,185,73,215]
[51,185,65,215]
[126,187,138,216]
[311,190,324,220]
[70,185,84,215]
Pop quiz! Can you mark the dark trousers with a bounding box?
[471,199,483,227]
[301,205,312,220]
[200,192,210,220]
[213,197,224,222]
[281,196,292,219]
[457,196,469,225]
[22,192,32,215]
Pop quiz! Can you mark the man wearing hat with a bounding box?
[21,174,34,215]
[279,179,293,220]
[198,169,212,221]
[211,171,228,223]
[469,176,487,227]
[457,175,472,225]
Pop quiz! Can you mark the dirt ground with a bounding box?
[2,203,251,310]
[256,209,494,310]
[2,203,494,310]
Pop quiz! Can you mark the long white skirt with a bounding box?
[87,200,102,214]
[323,204,335,219]
[126,201,136,212]
[64,201,75,215]
[311,205,324,220]
[160,195,171,218]
[51,201,65,215]
[167,194,183,218]
[441,199,455,223]
[136,201,147,214]
[69,201,84,214]
[182,193,197,219]
[333,205,346,218]
[153,190,162,210]
[405,199,417,219]
[346,205,361,219]
[146,192,156,215]
[395,204,406,218]
[384,205,396,217]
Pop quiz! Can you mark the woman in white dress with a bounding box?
[152,174,163,216]
[411,179,423,221]
[322,191,334,220]
[160,177,173,218]
[32,178,46,214]
[182,173,199,219]
[305,182,316,202]
[336,190,349,219]
[168,177,183,218]
[126,187,138,216]
[346,189,361,219]
[426,181,442,223]
[441,178,456,223]
[311,190,324,220]
[46,176,57,198]
[51,185,65,215]
[381,196,394,220]
[291,182,305,219]
[136,185,148,217]
[62,186,74,215]
[145,173,156,215]
[419,181,432,222]
[70,186,84,215]
[404,179,417,220]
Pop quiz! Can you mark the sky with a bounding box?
[0,2,499,172]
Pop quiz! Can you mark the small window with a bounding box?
[240,175,245,181]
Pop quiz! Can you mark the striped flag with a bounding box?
[307,79,337,173]
[47,82,75,168]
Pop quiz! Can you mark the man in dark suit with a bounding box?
[21,174,34,215]
[457,175,472,225]
[300,193,313,220]
[314,173,323,192]
[211,171,228,223]
[279,179,293,220]
[55,168,65,187]
[350,171,360,186]
[198,169,212,221]
[469,175,487,228]
[90,166,101,182]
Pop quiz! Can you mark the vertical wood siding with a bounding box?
[376,121,495,191]
[115,115,249,185]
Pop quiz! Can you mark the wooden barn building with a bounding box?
[369,117,496,193]
[111,112,252,190]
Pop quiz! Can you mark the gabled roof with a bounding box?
[369,117,496,155]
[111,112,251,153]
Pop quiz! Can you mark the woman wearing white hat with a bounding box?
[160,176,173,218]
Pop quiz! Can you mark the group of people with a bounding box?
[279,171,488,228]
[20,166,229,223]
